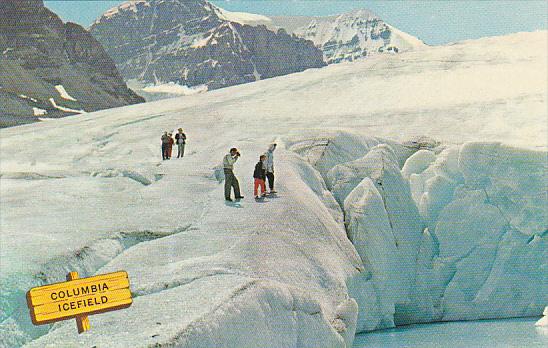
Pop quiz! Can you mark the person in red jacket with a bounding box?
[253,155,267,199]
[166,132,174,159]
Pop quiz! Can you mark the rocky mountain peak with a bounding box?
[286,9,425,63]
[90,0,326,93]
[0,1,144,127]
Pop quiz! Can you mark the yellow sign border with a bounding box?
[27,271,132,327]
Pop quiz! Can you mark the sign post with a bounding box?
[66,272,91,333]
[27,271,132,333]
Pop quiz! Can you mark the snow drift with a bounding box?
[0,31,546,347]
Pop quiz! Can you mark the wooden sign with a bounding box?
[27,271,132,333]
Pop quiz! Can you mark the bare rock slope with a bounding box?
[0,0,144,127]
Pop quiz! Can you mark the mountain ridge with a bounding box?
[267,9,426,63]
[90,0,326,92]
[0,0,144,127]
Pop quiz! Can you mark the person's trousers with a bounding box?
[162,144,168,159]
[254,178,266,196]
[266,172,275,190]
[224,169,241,199]
[178,143,185,158]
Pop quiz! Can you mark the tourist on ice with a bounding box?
[253,155,267,199]
[161,131,171,160]
[264,143,277,193]
[223,148,243,201]
[166,132,174,159]
[175,128,187,158]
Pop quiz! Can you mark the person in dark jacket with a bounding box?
[175,128,187,158]
[253,155,267,199]
[161,132,170,160]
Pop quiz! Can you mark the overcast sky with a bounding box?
[44,0,547,45]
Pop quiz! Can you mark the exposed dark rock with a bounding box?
[0,0,144,128]
[90,0,326,92]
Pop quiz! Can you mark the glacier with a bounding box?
[0,31,546,347]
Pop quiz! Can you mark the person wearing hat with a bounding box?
[175,128,187,158]
[264,143,277,193]
[223,148,244,201]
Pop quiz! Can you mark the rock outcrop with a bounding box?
[0,0,144,127]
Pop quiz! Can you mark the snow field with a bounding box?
[214,7,272,26]
[19,150,365,347]
[54,85,78,102]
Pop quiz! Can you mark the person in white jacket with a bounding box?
[264,143,277,193]
[223,148,244,201]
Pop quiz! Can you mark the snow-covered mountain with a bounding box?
[89,0,325,92]
[1,31,546,347]
[265,9,426,64]
[0,0,144,128]
[205,8,427,64]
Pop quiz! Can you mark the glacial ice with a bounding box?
[401,149,437,180]
[309,134,547,328]
[0,31,546,347]
[402,142,547,323]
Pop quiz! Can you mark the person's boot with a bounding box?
[225,197,233,202]
[235,196,244,200]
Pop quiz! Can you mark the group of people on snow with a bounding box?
[223,143,277,202]
[161,128,187,160]
[160,131,277,202]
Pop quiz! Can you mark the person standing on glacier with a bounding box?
[166,132,174,159]
[175,128,186,158]
[223,148,244,201]
[253,155,267,199]
[161,131,170,160]
[264,143,277,194]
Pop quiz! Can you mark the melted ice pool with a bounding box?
[354,318,547,347]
